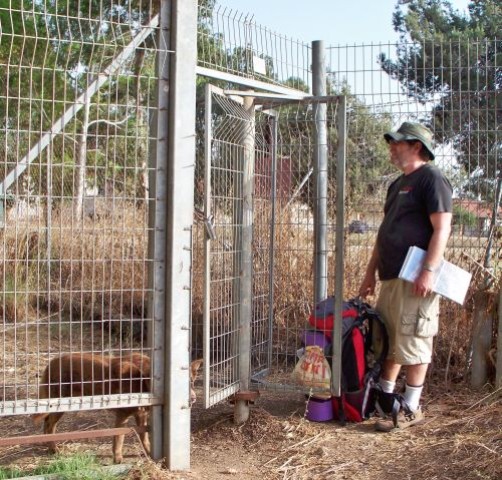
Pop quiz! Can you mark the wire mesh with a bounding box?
[327,38,501,379]
[0,1,164,416]
[197,2,312,92]
[193,92,342,399]
[197,88,257,406]
[194,35,500,398]
[250,99,341,394]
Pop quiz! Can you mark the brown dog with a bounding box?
[33,353,203,463]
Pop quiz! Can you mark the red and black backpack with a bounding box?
[308,297,389,423]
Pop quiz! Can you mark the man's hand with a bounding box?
[359,245,379,298]
[359,273,376,298]
[413,269,435,297]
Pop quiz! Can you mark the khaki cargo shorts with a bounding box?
[376,278,439,365]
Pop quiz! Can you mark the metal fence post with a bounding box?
[332,95,347,397]
[148,0,170,463]
[163,0,198,470]
[312,40,328,304]
[234,94,255,424]
[267,114,278,372]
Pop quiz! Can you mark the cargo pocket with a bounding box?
[400,314,417,336]
[415,310,439,338]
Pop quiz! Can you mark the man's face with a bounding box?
[387,139,421,170]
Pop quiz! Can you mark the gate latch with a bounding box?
[204,214,216,240]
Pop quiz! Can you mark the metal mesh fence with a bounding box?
[193,92,342,397]
[197,2,312,92]
[0,1,163,416]
[194,33,500,398]
[328,38,501,378]
[3,0,495,419]
[250,100,341,393]
[202,88,251,406]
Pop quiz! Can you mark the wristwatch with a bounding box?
[422,262,435,272]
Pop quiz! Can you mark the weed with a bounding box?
[0,453,119,480]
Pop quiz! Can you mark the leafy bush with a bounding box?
[453,205,479,228]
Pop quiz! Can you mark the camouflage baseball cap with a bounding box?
[384,122,435,160]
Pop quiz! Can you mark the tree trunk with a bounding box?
[471,290,493,389]
[74,99,91,219]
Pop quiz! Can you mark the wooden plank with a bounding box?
[0,426,147,447]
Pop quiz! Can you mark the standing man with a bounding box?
[359,122,452,432]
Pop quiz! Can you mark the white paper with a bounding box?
[398,246,472,305]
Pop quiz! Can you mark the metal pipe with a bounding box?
[164,0,198,470]
[196,66,310,98]
[332,95,347,397]
[203,83,213,407]
[267,113,278,372]
[147,1,170,464]
[312,41,328,304]
[0,427,148,447]
[234,94,255,425]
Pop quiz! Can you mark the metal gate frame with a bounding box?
[202,85,254,409]
[250,93,347,398]
[201,82,348,410]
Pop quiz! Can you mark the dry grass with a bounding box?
[2,202,495,376]
[243,389,502,480]
[192,201,497,383]
[0,386,499,479]
[0,202,499,408]
[126,460,196,480]
[0,204,149,324]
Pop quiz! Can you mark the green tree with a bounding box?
[0,1,159,200]
[378,0,501,199]
[266,78,394,209]
[453,204,478,228]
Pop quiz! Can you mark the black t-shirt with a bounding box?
[376,163,453,280]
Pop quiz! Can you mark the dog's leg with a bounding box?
[134,407,150,456]
[43,413,64,454]
[190,359,203,405]
[113,409,133,464]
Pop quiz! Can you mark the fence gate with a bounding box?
[251,95,345,398]
[201,86,346,405]
[202,85,255,407]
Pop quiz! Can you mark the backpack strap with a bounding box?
[364,303,389,365]
[373,385,401,424]
[351,298,390,369]
[334,395,347,426]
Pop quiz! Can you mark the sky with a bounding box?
[218,0,471,46]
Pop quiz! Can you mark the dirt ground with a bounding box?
[0,384,501,480]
